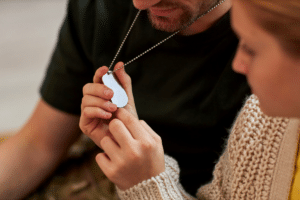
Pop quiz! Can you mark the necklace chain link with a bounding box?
[108,0,226,73]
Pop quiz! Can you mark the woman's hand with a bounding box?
[96,108,165,191]
[79,62,138,149]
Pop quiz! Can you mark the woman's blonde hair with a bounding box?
[242,0,300,56]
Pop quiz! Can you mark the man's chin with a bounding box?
[148,14,182,33]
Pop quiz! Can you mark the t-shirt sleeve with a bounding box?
[40,0,95,115]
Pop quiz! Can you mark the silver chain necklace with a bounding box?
[107,0,226,74]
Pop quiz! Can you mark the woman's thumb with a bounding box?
[114,62,133,101]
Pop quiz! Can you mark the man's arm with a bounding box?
[0,99,81,199]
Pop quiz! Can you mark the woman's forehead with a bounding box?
[231,1,256,39]
[231,0,273,44]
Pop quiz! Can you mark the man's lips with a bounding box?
[149,7,178,17]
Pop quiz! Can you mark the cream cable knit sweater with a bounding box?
[116,95,300,200]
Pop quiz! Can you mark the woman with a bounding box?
[80,0,300,199]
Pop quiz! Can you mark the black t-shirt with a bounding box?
[41,0,251,194]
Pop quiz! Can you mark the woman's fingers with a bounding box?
[83,82,115,101]
[100,136,120,161]
[108,118,135,148]
[95,152,113,177]
[139,120,162,142]
[113,62,134,102]
[113,62,138,118]
[81,95,117,113]
[93,66,109,83]
[114,108,147,140]
[81,106,112,120]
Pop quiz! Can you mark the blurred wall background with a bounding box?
[0,0,67,136]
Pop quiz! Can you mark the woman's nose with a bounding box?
[232,50,249,75]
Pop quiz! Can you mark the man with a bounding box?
[0,0,250,199]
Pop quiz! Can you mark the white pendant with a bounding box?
[102,71,128,108]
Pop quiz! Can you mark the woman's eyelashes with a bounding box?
[240,43,256,57]
[233,32,256,57]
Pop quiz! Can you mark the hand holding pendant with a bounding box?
[79,62,138,149]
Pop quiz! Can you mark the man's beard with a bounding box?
[147,6,194,32]
[147,0,222,33]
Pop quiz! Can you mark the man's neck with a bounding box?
[179,0,232,36]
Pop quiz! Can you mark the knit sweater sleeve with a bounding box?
[196,149,232,199]
[116,155,198,200]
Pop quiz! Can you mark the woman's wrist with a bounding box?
[116,171,169,199]
[116,155,181,199]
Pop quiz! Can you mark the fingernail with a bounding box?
[105,101,115,110]
[104,89,113,97]
[109,103,117,110]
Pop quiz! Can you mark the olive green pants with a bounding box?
[25,144,118,200]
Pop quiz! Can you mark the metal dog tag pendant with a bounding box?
[102,71,128,108]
